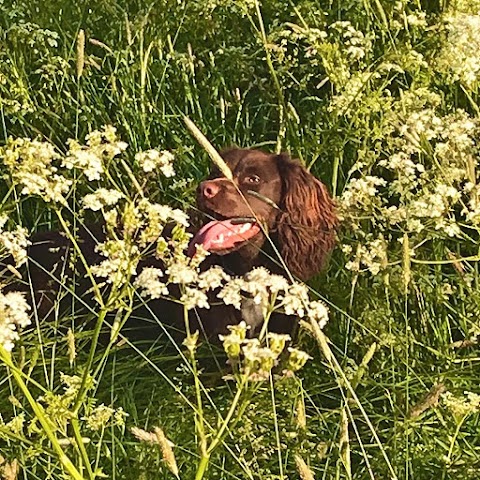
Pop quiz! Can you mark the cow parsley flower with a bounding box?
[135,267,169,299]
[91,240,139,285]
[64,125,128,180]
[135,149,175,177]
[281,283,310,317]
[0,291,31,352]
[1,137,72,204]
[217,278,246,310]
[307,301,329,329]
[437,12,480,87]
[0,215,30,266]
[166,259,198,284]
[82,188,125,211]
[180,287,210,310]
[198,266,231,290]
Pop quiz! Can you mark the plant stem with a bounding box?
[71,417,94,479]
[254,0,288,153]
[183,306,208,468]
[308,320,398,480]
[206,377,247,457]
[443,414,468,477]
[72,308,108,414]
[55,211,104,307]
[0,347,85,480]
[194,376,249,480]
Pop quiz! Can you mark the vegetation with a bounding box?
[1,0,480,478]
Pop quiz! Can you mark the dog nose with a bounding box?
[201,181,220,199]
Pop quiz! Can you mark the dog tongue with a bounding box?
[188,220,260,257]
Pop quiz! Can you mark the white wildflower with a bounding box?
[197,266,231,290]
[341,176,386,210]
[0,291,31,352]
[1,137,72,204]
[442,390,480,417]
[180,287,210,310]
[64,149,104,180]
[82,188,125,211]
[135,149,175,177]
[242,268,271,305]
[281,283,310,317]
[166,259,198,284]
[83,404,115,431]
[307,301,329,329]
[217,278,246,309]
[135,267,169,299]
[0,216,30,266]
[242,339,278,378]
[437,12,480,87]
[65,126,128,180]
[286,347,312,372]
[91,240,139,284]
[406,11,427,28]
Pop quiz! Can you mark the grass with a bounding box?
[1,0,480,478]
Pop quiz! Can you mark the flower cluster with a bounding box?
[136,263,330,333]
[64,125,128,181]
[135,149,175,177]
[82,404,127,431]
[91,239,140,286]
[91,197,190,287]
[0,290,31,352]
[343,235,389,276]
[0,126,128,205]
[219,322,312,381]
[442,391,480,417]
[0,137,72,204]
[82,188,125,211]
[437,12,480,87]
[329,21,372,63]
[0,214,30,267]
[340,87,480,278]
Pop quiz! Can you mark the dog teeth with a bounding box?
[238,223,252,233]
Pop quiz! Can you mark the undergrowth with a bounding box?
[1,0,480,478]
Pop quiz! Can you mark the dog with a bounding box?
[2,148,337,341]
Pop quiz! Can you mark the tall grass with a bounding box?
[1,0,480,478]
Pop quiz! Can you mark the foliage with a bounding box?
[0,0,480,478]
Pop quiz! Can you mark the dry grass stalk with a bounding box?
[76,30,85,79]
[183,116,233,180]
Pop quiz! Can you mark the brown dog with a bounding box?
[3,149,337,340]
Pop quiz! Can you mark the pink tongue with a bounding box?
[188,220,260,257]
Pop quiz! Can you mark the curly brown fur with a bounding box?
[274,153,338,280]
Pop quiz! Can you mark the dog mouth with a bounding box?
[187,217,261,257]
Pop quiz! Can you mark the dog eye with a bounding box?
[245,175,261,184]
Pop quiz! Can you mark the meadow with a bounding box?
[1,0,480,478]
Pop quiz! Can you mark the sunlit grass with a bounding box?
[0,0,480,479]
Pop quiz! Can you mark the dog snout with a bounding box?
[200,180,221,199]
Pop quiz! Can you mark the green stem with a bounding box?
[206,377,247,456]
[71,417,94,479]
[195,454,210,480]
[72,308,108,414]
[184,305,208,461]
[254,0,288,153]
[55,211,104,307]
[444,414,467,475]
[0,347,85,480]
[194,378,247,480]
[308,320,398,480]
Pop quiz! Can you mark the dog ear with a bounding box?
[275,154,337,281]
